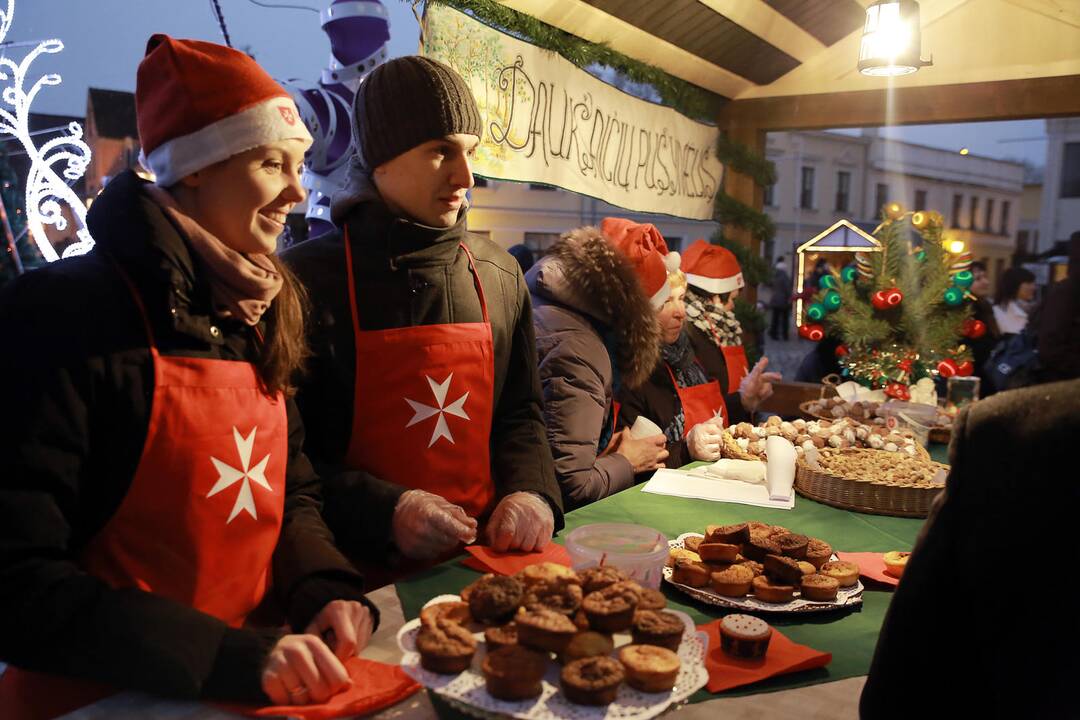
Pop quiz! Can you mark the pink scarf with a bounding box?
[144,184,283,326]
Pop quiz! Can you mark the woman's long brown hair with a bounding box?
[257,254,310,397]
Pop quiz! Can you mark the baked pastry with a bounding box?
[515,605,578,652]
[459,573,493,604]
[482,645,548,700]
[763,554,804,585]
[467,575,524,624]
[883,551,910,578]
[522,580,583,616]
[580,566,629,594]
[775,533,809,559]
[820,560,860,587]
[682,535,704,553]
[768,525,790,537]
[752,574,796,603]
[797,561,816,576]
[698,542,740,563]
[747,521,772,534]
[670,557,711,587]
[582,581,640,632]
[557,630,614,665]
[710,564,754,597]
[516,561,580,588]
[719,614,772,659]
[738,559,764,577]
[630,610,684,651]
[572,608,591,631]
[416,617,477,674]
[800,573,840,601]
[805,538,833,569]
[637,587,667,610]
[667,547,702,567]
[484,622,518,651]
[561,656,625,706]
[743,534,782,561]
[420,601,473,628]
[704,522,750,545]
[618,645,681,693]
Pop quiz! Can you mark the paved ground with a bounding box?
[760,331,815,382]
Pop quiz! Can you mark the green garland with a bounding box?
[715,134,776,188]
[713,191,775,245]
[421,0,723,121]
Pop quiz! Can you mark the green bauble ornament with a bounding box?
[823,290,842,311]
[953,270,974,288]
[806,303,826,321]
[841,265,857,283]
[915,250,927,262]
[943,286,964,306]
[819,274,838,290]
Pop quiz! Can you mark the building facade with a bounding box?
[84,88,140,202]
[1037,117,1080,257]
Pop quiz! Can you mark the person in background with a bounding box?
[767,256,792,341]
[528,225,669,510]
[507,243,536,274]
[1036,231,1080,382]
[284,57,562,577]
[992,266,1037,335]
[0,36,377,715]
[967,261,1002,391]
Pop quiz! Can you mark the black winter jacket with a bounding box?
[0,171,372,704]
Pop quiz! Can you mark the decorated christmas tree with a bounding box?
[799,204,986,400]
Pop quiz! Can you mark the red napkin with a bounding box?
[462,542,572,575]
[698,619,832,693]
[836,551,901,587]
[219,657,420,719]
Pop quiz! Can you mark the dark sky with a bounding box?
[5,1,1047,167]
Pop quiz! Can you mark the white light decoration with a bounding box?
[858,0,932,77]
[0,0,94,262]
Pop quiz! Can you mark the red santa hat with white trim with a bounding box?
[600,217,681,309]
[682,238,744,295]
[136,34,313,187]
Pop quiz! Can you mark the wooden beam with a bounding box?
[717,75,1080,131]
[720,125,765,307]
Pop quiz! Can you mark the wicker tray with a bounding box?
[722,426,931,462]
[795,448,947,518]
[799,400,952,444]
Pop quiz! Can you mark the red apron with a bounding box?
[664,362,728,434]
[343,230,496,519]
[0,270,287,720]
[699,314,749,394]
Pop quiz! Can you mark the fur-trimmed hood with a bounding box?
[526,226,660,388]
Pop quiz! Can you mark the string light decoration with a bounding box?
[0,0,94,262]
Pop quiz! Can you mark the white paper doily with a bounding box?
[397,596,709,720]
[664,533,863,613]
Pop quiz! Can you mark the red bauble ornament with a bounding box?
[956,360,974,377]
[898,359,913,372]
[884,287,904,307]
[835,344,849,357]
[798,323,825,341]
[884,382,911,401]
[937,359,960,378]
[962,318,987,339]
[871,290,889,310]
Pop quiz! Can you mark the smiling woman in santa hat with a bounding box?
[0,35,400,715]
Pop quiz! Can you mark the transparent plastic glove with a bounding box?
[484,491,554,553]
[305,599,374,661]
[739,357,783,413]
[392,489,478,560]
[687,420,723,461]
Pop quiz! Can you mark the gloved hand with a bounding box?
[687,420,723,461]
[391,489,478,560]
[484,491,554,552]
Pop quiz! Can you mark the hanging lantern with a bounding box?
[858,1,933,77]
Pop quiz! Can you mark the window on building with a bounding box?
[528,183,556,191]
[763,183,776,207]
[1000,201,1010,235]
[800,167,816,209]
[1017,230,1029,255]
[984,198,995,232]
[914,189,927,211]
[835,171,851,212]
[968,196,979,230]
[1061,143,1080,198]
[874,183,889,219]
[951,194,963,228]
[473,176,489,188]
[523,232,560,258]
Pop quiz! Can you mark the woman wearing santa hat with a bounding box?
[0,36,395,716]
[616,231,781,469]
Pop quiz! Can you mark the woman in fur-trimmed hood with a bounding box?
[526,226,671,510]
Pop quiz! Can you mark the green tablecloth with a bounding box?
[395,444,944,702]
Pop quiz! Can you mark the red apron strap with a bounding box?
[457,242,490,324]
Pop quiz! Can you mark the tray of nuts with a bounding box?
[722,416,930,462]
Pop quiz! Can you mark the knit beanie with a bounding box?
[136,34,312,186]
[351,55,482,171]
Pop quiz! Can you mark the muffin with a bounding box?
[710,564,754,597]
[698,542,740,563]
[617,645,681,693]
[515,605,578,653]
[719,614,772,659]
[572,608,591,631]
[797,561,816,576]
[820,560,859,587]
[670,557,711,587]
[746,521,773,535]
[468,575,524,624]
[484,622,518,651]
[743,534,782,561]
[883,551,910,578]
[459,573,493,604]
[751,575,796,603]
[420,601,473,628]
[805,538,833,569]
[516,561,580,589]
[763,554,804,585]
[522,580,583,616]
[580,566,628,594]
[637,587,667,611]
[800,573,840,601]
[582,581,640,633]
[682,535,704,553]
[631,610,684,652]
[557,630,614,665]
[482,645,548,700]
[561,656,625,706]
[738,559,764,577]
[704,522,750,545]
[775,533,809,559]
[667,547,702,567]
[416,617,477,674]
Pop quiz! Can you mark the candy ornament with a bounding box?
[856,253,874,281]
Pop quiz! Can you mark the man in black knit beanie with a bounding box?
[284,56,562,583]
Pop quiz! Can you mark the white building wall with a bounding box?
[1039,117,1080,254]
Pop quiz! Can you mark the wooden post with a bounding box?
[720,124,766,356]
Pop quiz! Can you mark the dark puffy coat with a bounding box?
[528,228,660,510]
[0,171,372,703]
[283,199,562,557]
